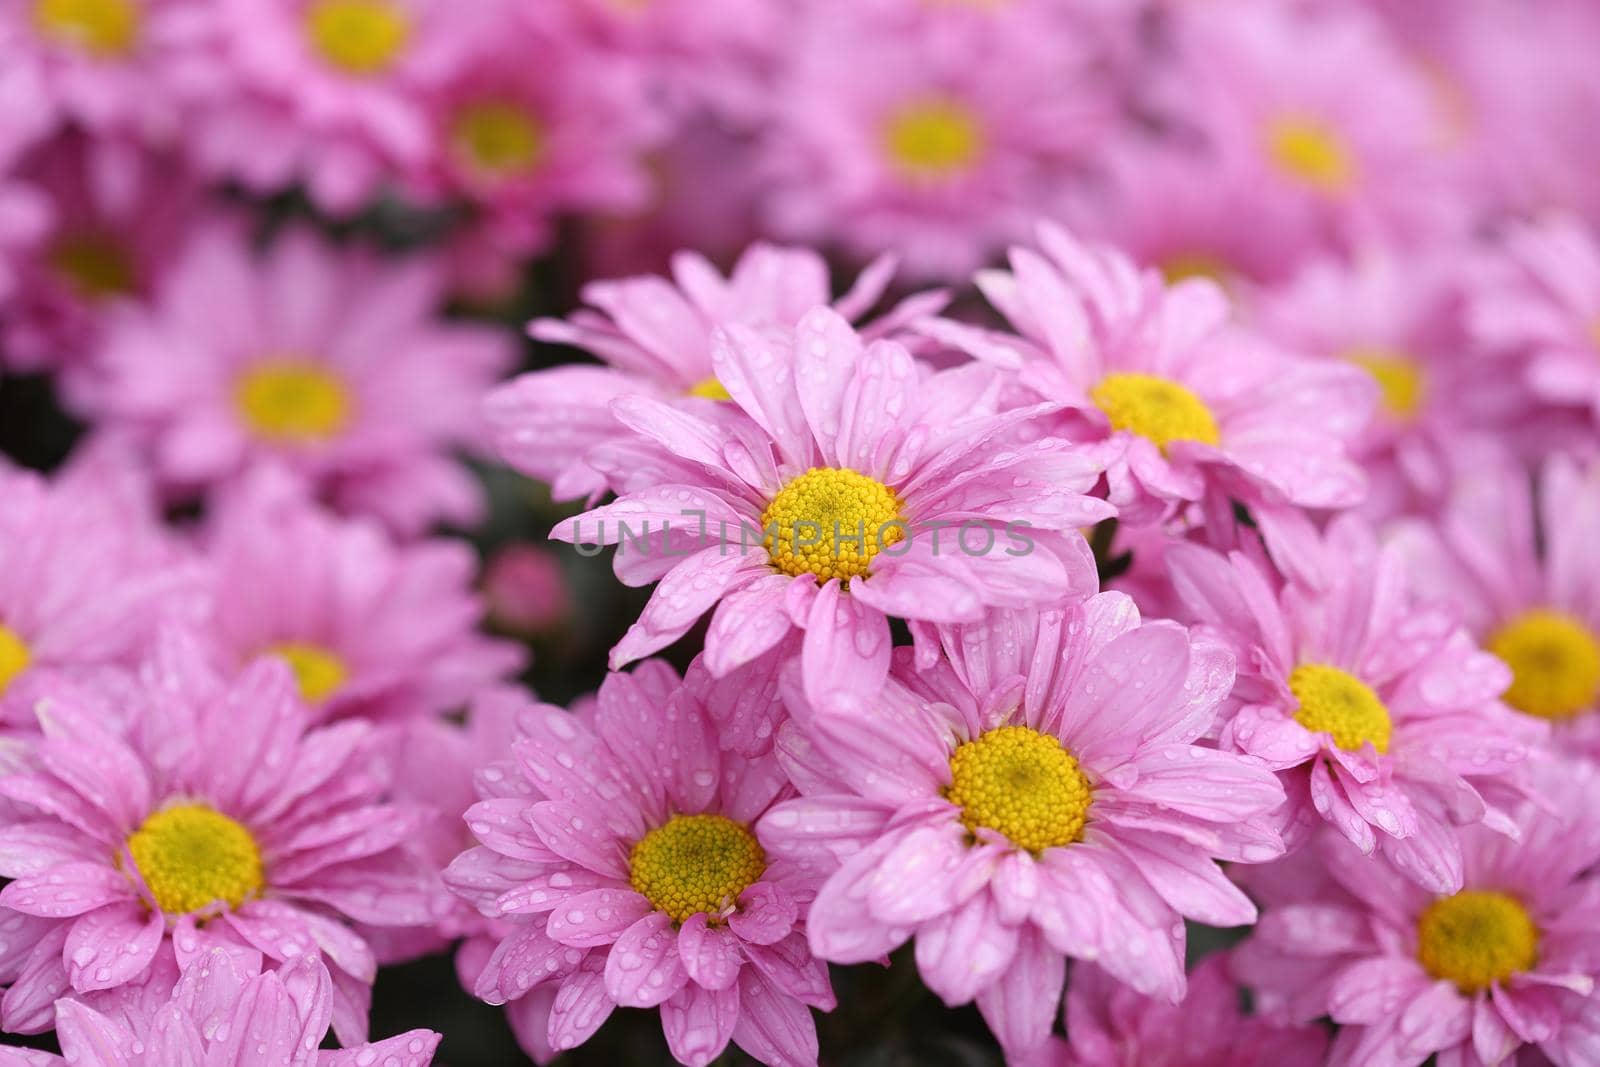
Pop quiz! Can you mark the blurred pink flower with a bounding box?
[1167,516,1546,892]
[171,0,502,212]
[88,224,513,535]
[488,243,944,502]
[1468,215,1600,426]
[445,662,833,1067]
[761,0,1118,279]
[759,599,1284,1054]
[1233,761,1600,1066]
[0,629,442,1043]
[482,544,571,637]
[549,307,1111,715]
[197,472,523,723]
[1391,448,1600,759]
[1016,952,1329,1067]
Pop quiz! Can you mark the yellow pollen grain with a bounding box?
[33,0,139,56]
[883,98,985,180]
[946,725,1092,853]
[1488,609,1600,721]
[1345,346,1425,421]
[1417,890,1538,994]
[1290,663,1392,754]
[1161,253,1232,288]
[685,377,732,401]
[272,642,348,705]
[50,235,136,301]
[628,814,766,924]
[1091,372,1221,454]
[761,467,904,583]
[452,101,545,177]
[126,805,265,916]
[305,0,410,75]
[1267,115,1355,193]
[235,360,352,443]
[0,625,32,696]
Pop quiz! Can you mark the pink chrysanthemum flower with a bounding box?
[403,12,658,260]
[1232,762,1600,1067]
[933,224,1374,527]
[1468,215,1600,425]
[0,629,441,1043]
[0,179,49,313]
[760,0,1117,279]
[548,306,1111,714]
[88,224,513,535]
[35,949,440,1066]
[1065,134,1312,290]
[0,0,188,140]
[172,0,498,213]
[1252,243,1527,518]
[1,133,203,377]
[1014,952,1329,1067]
[1391,449,1600,759]
[487,243,944,502]
[1166,516,1546,893]
[1159,3,1461,251]
[197,472,523,722]
[0,463,191,722]
[758,598,1286,1054]
[444,662,834,1067]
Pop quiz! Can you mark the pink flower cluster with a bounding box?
[3,1,1600,1066]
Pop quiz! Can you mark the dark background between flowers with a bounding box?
[0,201,1242,1066]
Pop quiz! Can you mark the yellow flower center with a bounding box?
[235,360,352,443]
[1417,890,1538,994]
[1266,115,1355,193]
[32,0,139,56]
[628,814,766,924]
[685,377,732,401]
[126,805,265,916]
[1290,663,1392,754]
[304,0,410,75]
[761,467,905,582]
[271,642,348,705]
[0,625,31,696]
[50,235,136,301]
[883,98,985,180]
[452,101,544,177]
[1487,610,1600,721]
[1091,372,1221,454]
[1345,346,1425,421]
[946,725,1092,853]
[1160,253,1231,287]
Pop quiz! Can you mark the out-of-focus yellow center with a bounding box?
[1488,609,1600,721]
[686,377,732,401]
[305,0,410,75]
[33,0,139,56]
[629,814,766,924]
[1290,663,1392,753]
[1346,346,1425,421]
[126,805,265,916]
[1267,115,1355,193]
[0,625,31,696]
[452,101,544,177]
[761,467,904,582]
[235,360,352,443]
[1091,372,1221,454]
[947,725,1092,853]
[1417,890,1538,994]
[1161,253,1231,287]
[272,642,348,704]
[50,235,136,301]
[883,99,984,180]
